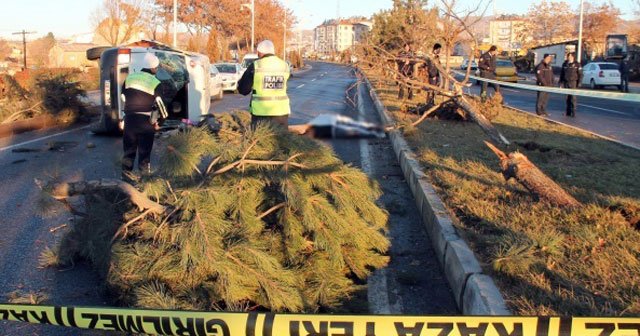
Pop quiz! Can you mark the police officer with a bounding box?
[396,42,416,100]
[479,45,500,101]
[535,53,554,116]
[424,43,442,107]
[238,40,291,127]
[121,52,163,179]
[620,56,630,93]
[559,52,582,117]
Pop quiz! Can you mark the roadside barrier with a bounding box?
[453,71,640,103]
[2,303,639,335]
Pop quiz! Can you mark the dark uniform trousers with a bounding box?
[122,113,155,172]
[564,81,578,116]
[251,115,289,129]
[426,76,438,106]
[536,92,549,115]
[398,82,414,100]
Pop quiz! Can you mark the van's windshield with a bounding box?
[216,64,238,74]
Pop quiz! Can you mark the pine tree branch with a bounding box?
[112,208,152,242]
[42,179,166,214]
[257,203,287,220]
[410,99,452,127]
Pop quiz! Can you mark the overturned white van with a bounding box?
[87,40,212,133]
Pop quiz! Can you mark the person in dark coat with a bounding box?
[479,45,500,101]
[396,43,416,100]
[424,43,442,107]
[535,53,554,116]
[619,56,630,93]
[559,52,582,117]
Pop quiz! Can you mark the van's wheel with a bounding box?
[590,79,596,90]
[217,90,224,100]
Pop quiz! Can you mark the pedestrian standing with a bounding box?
[396,43,416,100]
[479,45,500,101]
[424,43,442,107]
[121,52,164,180]
[237,40,291,128]
[559,52,582,117]
[535,53,554,116]
[620,56,630,93]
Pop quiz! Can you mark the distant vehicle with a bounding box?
[582,62,621,90]
[475,59,519,84]
[209,65,224,100]
[215,63,243,92]
[87,40,212,133]
[241,53,259,69]
[605,34,628,60]
[460,59,478,71]
[286,60,294,76]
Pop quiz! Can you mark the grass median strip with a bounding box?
[366,71,640,316]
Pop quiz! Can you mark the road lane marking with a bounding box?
[311,78,316,82]
[296,84,305,89]
[0,125,92,152]
[503,88,520,93]
[578,104,630,116]
[355,81,403,315]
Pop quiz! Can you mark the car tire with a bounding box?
[590,79,596,90]
[86,46,110,61]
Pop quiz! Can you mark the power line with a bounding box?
[12,30,36,70]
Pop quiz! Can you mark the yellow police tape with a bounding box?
[1,304,639,336]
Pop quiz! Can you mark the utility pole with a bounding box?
[283,0,287,61]
[173,0,178,48]
[12,30,36,71]
[241,0,255,52]
[577,0,584,63]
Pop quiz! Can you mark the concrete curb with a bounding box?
[359,70,511,316]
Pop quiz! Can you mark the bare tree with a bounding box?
[355,1,580,207]
[0,39,10,61]
[92,0,146,46]
[516,0,575,49]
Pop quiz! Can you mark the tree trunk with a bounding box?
[42,179,166,214]
[456,96,510,146]
[485,142,581,208]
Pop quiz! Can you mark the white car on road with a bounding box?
[582,62,622,90]
[209,65,224,100]
[215,63,243,92]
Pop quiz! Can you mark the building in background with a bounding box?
[314,19,372,55]
[489,15,524,53]
[48,43,98,69]
[287,30,315,56]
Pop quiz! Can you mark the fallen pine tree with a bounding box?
[38,111,390,312]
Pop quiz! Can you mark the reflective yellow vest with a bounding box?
[250,56,291,116]
[125,72,161,96]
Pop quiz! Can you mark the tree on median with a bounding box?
[580,1,621,56]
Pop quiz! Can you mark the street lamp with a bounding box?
[577,0,584,63]
[241,0,255,52]
[173,0,178,48]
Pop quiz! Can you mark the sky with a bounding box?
[0,0,637,40]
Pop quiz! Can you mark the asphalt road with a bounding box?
[461,77,640,147]
[0,61,457,335]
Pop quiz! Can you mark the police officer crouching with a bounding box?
[121,53,164,180]
[238,40,291,128]
[559,52,582,117]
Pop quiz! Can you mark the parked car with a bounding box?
[286,60,294,77]
[582,62,622,90]
[241,53,259,70]
[209,65,224,100]
[474,59,519,84]
[460,59,478,71]
[214,63,243,92]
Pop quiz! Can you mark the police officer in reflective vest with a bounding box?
[121,52,163,179]
[559,52,582,117]
[238,40,291,127]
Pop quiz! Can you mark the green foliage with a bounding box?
[47,112,390,312]
[370,0,439,52]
